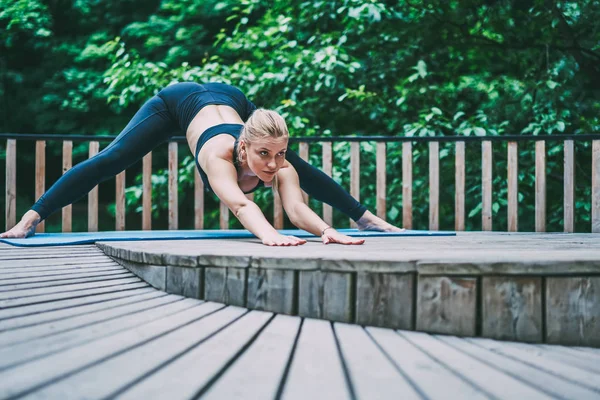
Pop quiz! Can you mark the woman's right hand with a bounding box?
[261,234,307,246]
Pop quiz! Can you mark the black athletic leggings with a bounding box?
[31,90,367,223]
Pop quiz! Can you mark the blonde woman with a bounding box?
[1,82,402,245]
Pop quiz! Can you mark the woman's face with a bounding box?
[244,137,288,182]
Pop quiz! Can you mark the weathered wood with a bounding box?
[114,258,167,291]
[322,141,333,225]
[455,141,465,231]
[115,171,125,231]
[507,141,518,232]
[200,314,299,400]
[142,152,152,230]
[204,267,246,306]
[593,140,600,233]
[563,140,575,232]
[482,140,493,231]
[416,276,477,335]
[350,141,360,228]
[481,277,542,342]
[298,270,353,323]
[299,142,309,204]
[535,141,546,232]
[35,140,46,233]
[0,301,222,398]
[168,142,178,230]
[546,277,600,347]
[403,331,551,399]
[115,309,268,400]
[506,341,600,375]
[355,272,413,329]
[62,140,73,232]
[402,141,412,229]
[194,165,204,230]
[5,139,16,230]
[0,266,124,282]
[166,265,202,299]
[367,327,487,399]
[220,201,229,229]
[334,323,420,399]
[0,257,116,270]
[281,318,351,400]
[0,270,131,292]
[429,141,439,230]
[273,186,284,229]
[247,268,295,314]
[88,141,99,232]
[376,141,387,220]
[439,335,598,399]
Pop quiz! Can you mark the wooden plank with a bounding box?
[0,266,124,282]
[455,141,465,231]
[507,141,518,232]
[281,318,351,399]
[504,342,600,375]
[334,323,420,399]
[438,335,598,399]
[402,331,552,399]
[299,142,309,204]
[481,277,542,342]
[204,267,246,307]
[355,272,413,330]
[5,139,16,230]
[376,141,386,220]
[322,142,333,225]
[273,185,284,229]
[0,270,131,291]
[467,336,600,392]
[0,295,186,368]
[0,251,105,262]
[194,164,204,230]
[0,281,148,309]
[350,142,360,228]
[546,277,600,346]
[220,201,229,229]
[88,141,99,232]
[142,152,152,230]
[416,276,477,336]
[62,140,73,232]
[0,276,142,301]
[114,258,167,291]
[0,286,155,321]
[116,309,271,400]
[168,142,178,230]
[200,314,299,399]
[247,268,295,314]
[0,290,162,332]
[402,142,413,229]
[367,327,487,399]
[0,301,223,398]
[535,141,546,232]
[593,140,600,233]
[429,141,439,230]
[482,140,492,231]
[166,265,203,299]
[35,140,46,233]
[298,271,353,323]
[563,140,575,232]
[0,258,117,271]
[115,171,125,231]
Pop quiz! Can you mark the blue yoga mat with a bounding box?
[0,229,455,247]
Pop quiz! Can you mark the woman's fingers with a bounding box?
[262,235,307,246]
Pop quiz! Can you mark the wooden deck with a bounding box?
[1,240,600,399]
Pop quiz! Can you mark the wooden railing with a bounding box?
[2,133,600,233]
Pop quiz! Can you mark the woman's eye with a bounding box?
[260,151,268,156]
[277,151,286,157]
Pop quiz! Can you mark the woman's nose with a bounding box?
[267,158,277,168]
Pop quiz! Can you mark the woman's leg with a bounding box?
[31,96,177,221]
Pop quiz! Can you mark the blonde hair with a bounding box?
[238,109,289,191]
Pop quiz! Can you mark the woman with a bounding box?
[1,82,402,245]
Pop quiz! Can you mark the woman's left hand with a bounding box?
[322,229,365,245]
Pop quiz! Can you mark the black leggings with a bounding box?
[31,95,367,223]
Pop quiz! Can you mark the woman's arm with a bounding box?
[204,156,305,246]
[277,163,365,245]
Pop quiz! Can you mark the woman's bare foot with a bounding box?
[0,210,41,238]
[356,210,405,232]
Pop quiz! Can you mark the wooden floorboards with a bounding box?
[0,243,599,399]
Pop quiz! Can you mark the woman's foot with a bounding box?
[356,210,405,232]
[0,210,41,238]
